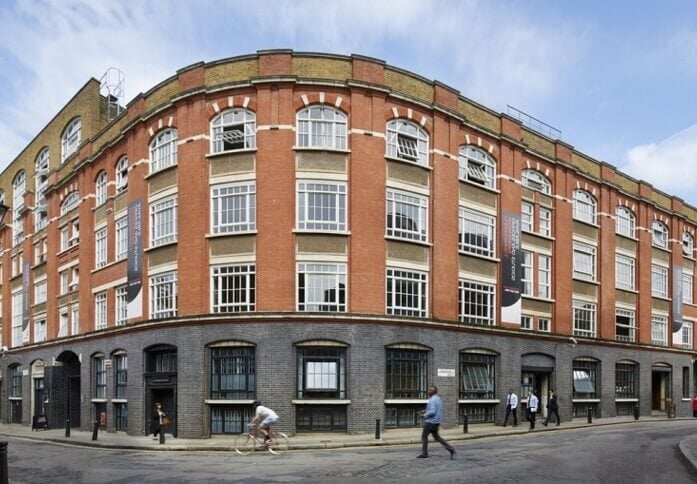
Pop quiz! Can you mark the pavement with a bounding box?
[0,415,692,453]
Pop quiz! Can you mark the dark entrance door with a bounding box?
[56,351,81,428]
[34,378,45,416]
[144,345,177,437]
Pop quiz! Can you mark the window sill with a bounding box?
[91,398,108,403]
[572,399,600,403]
[111,399,128,404]
[384,155,432,170]
[458,251,498,262]
[521,229,555,241]
[384,399,428,404]
[616,287,639,294]
[145,241,178,252]
[458,178,499,193]
[294,229,350,236]
[521,295,555,304]
[293,146,351,154]
[651,245,671,254]
[292,399,351,405]
[206,231,257,239]
[57,245,80,257]
[572,218,600,229]
[651,295,671,302]
[204,399,256,405]
[458,399,500,404]
[206,148,257,159]
[385,236,431,247]
[144,163,178,180]
[682,398,692,402]
[8,397,22,401]
[572,277,599,285]
[615,398,639,402]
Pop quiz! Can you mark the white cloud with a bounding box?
[620,124,697,198]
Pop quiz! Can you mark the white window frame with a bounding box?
[615,254,635,291]
[150,196,178,247]
[12,171,25,246]
[386,119,428,165]
[211,108,256,153]
[297,262,347,312]
[386,189,428,242]
[683,232,694,258]
[95,171,108,206]
[521,250,533,296]
[573,300,597,338]
[573,241,596,281]
[115,216,128,261]
[95,292,107,330]
[386,268,427,317]
[521,170,551,194]
[58,311,69,338]
[458,279,495,326]
[539,207,552,237]
[149,272,178,319]
[71,306,80,335]
[538,254,551,299]
[615,308,636,342]
[60,191,80,215]
[682,321,693,349]
[149,128,178,173]
[211,182,256,234]
[683,273,694,305]
[95,227,107,269]
[538,318,551,332]
[297,106,347,150]
[521,315,533,330]
[521,202,533,233]
[34,318,46,343]
[651,315,667,346]
[652,220,669,249]
[60,226,70,252]
[59,271,69,295]
[296,181,346,232]
[34,279,47,305]
[115,285,128,326]
[458,206,495,258]
[11,291,22,347]
[116,156,128,192]
[615,206,635,238]
[211,264,256,313]
[62,117,81,161]
[458,145,496,188]
[573,190,596,225]
[651,265,668,298]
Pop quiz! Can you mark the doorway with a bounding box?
[651,367,671,412]
[56,351,81,428]
[521,370,552,417]
[144,345,177,437]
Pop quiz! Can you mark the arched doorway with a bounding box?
[55,350,81,428]
[30,360,46,420]
[144,345,177,437]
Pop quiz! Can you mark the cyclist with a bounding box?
[251,400,279,446]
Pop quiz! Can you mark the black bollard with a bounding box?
[634,405,639,420]
[375,418,381,440]
[463,414,469,434]
[65,419,70,438]
[159,428,165,445]
[92,419,99,441]
[0,441,8,484]
[587,407,592,424]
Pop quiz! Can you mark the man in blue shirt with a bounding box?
[417,385,455,459]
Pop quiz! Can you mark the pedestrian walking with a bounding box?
[151,402,167,440]
[693,395,697,418]
[503,389,518,427]
[527,391,539,430]
[417,386,456,459]
[542,389,560,426]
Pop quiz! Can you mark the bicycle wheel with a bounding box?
[235,434,257,456]
[268,432,290,455]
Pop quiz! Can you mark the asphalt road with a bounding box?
[6,420,697,483]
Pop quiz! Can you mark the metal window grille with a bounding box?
[573,360,598,399]
[459,353,495,399]
[615,363,637,398]
[114,354,128,399]
[211,405,254,434]
[296,347,346,399]
[94,357,106,399]
[296,405,347,432]
[459,404,496,424]
[211,348,255,399]
[114,403,128,431]
[211,265,255,313]
[384,405,424,428]
[385,349,427,399]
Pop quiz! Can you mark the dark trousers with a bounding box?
[421,423,454,456]
[504,405,518,426]
[545,409,560,425]
[529,411,536,429]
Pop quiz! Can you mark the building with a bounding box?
[0,50,694,438]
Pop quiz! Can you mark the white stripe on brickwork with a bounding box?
[391,107,399,118]
[212,102,220,113]
[257,124,294,131]
[334,96,342,108]
[349,128,385,138]
[168,116,174,127]
[228,96,234,108]
[243,97,250,108]
[319,92,325,103]
[430,149,455,159]
[301,95,309,106]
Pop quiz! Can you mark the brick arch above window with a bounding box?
[294,92,350,112]
[206,340,256,348]
[295,339,349,348]
[459,347,499,356]
[207,95,258,119]
[385,342,431,351]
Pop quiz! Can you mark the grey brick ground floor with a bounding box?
[0,317,694,438]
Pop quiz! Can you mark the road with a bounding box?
[5,421,697,483]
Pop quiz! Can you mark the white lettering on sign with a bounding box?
[437,369,456,377]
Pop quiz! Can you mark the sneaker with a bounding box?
[416,454,428,458]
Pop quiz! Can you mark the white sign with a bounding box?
[437,368,456,377]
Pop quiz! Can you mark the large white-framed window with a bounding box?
[573,241,596,281]
[297,181,346,232]
[115,285,128,326]
[615,254,636,291]
[297,262,347,312]
[95,227,107,269]
[297,106,347,150]
[615,206,635,238]
[652,264,669,298]
[61,117,81,161]
[211,182,256,234]
[60,191,80,215]
[149,272,178,319]
[60,226,69,251]
[684,273,694,305]
[11,290,23,347]
[458,145,496,189]
[522,250,533,296]
[652,220,669,249]
[115,216,128,261]
[682,321,693,349]
[211,264,256,313]
[149,128,178,173]
[573,190,596,224]
[95,171,108,206]
[59,270,69,295]
[386,119,428,165]
[12,170,25,246]
[521,202,533,232]
[651,315,667,346]
[34,318,46,343]
[538,254,551,299]
[386,268,427,317]
[150,196,178,247]
[683,232,694,258]
[539,207,552,237]
[386,189,428,242]
[58,311,68,337]
[95,292,107,330]
[615,308,636,342]
[34,279,47,305]
[573,300,597,338]
[521,169,552,194]
[211,108,256,153]
[458,206,495,258]
[458,279,495,326]
[116,156,128,192]
[71,305,80,335]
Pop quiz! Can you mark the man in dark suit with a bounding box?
[542,389,560,426]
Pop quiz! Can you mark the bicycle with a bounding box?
[235,423,290,455]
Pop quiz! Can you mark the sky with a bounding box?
[0,0,696,204]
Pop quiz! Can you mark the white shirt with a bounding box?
[528,394,539,412]
[255,405,278,420]
[506,393,518,409]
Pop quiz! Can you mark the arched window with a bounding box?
[116,156,128,192]
[150,129,178,173]
[386,119,428,165]
[211,109,256,153]
[297,106,347,150]
[652,220,669,249]
[572,190,596,224]
[95,171,108,206]
[615,206,635,238]
[521,169,551,194]
[458,146,496,188]
[683,231,694,258]
[60,191,80,215]
[62,117,81,161]
[12,171,25,245]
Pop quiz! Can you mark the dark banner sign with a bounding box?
[501,211,522,324]
[673,265,683,341]
[127,199,143,319]
[22,260,30,342]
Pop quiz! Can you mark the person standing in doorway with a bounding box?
[417,386,456,459]
[542,389,560,426]
[151,402,166,440]
[527,391,539,430]
[503,389,518,427]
